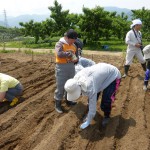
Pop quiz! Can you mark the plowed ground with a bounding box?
[0,52,150,150]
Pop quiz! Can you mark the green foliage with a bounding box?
[23,49,34,54]
[83,38,126,51]
[0,49,16,53]
[0,26,22,42]
[20,36,59,48]
[48,0,69,35]
[2,0,150,50]
[79,6,113,41]
[19,20,42,43]
[131,7,150,40]
[111,12,129,40]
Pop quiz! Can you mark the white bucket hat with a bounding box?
[64,79,81,101]
[130,19,142,28]
[143,45,150,60]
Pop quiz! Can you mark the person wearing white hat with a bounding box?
[122,19,146,78]
[142,44,150,91]
[64,63,121,129]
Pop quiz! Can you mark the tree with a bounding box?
[40,19,56,39]
[20,20,42,43]
[111,12,129,40]
[78,6,112,43]
[48,0,69,35]
[0,26,22,42]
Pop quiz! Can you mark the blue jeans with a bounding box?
[5,83,23,102]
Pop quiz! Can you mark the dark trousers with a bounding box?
[5,83,23,101]
[99,79,120,117]
[146,59,150,70]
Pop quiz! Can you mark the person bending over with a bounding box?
[64,63,121,129]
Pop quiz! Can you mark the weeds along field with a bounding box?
[0,52,150,150]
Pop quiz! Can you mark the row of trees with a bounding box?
[19,0,150,44]
[0,26,22,41]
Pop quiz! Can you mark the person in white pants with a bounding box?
[122,19,146,78]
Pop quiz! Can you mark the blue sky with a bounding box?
[0,0,150,17]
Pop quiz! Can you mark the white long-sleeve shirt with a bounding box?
[125,29,142,52]
[74,63,121,123]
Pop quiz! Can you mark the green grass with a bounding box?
[1,41,23,48]
[0,50,16,53]
[84,39,126,52]
[1,37,149,52]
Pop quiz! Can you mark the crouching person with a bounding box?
[64,63,121,129]
[0,73,23,106]
[143,45,150,91]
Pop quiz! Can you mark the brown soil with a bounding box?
[0,52,149,150]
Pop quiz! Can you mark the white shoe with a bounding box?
[143,85,147,91]
[122,74,127,78]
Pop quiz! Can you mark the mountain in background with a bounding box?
[0,7,133,28]
[104,7,133,19]
[0,14,50,28]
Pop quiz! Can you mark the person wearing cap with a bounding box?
[54,29,79,113]
[0,73,23,106]
[64,31,83,56]
[75,56,96,74]
[122,19,146,78]
[64,63,121,129]
[142,45,150,91]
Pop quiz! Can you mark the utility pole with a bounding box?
[2,9,9,50]
[3,9,8,28]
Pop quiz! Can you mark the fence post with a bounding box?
[32,50,34,62]
[2,35,5,51]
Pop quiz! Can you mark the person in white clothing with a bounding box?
[122,19,146,78]
[64,63,121,129]
[75,56,95,74]
[142,45,150,91]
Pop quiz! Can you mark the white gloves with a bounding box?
[80,121,90,129]
[143,85,147,91]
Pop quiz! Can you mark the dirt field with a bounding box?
[0,52,150,150]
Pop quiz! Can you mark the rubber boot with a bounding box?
[55,100,63,113]
[141,63,146,71]
[122,65,130,78]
